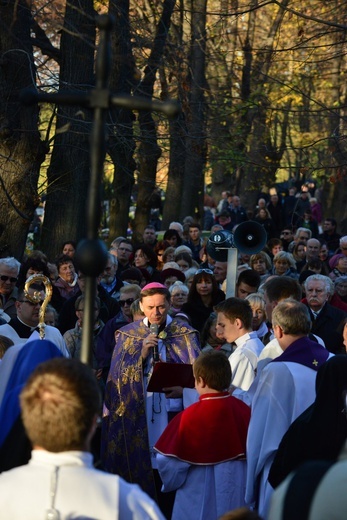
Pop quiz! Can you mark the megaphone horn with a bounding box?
[233,221,267,255]
[206,230,234,262]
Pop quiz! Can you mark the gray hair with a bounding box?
[335,275,347,287]
[169,281,189,296]
[0,257,21,274]
[184,267,198,281]
[175,245,193,257]
[272,299,311,335]
[273,251,296,269]
[340,236,347,246]
[169,222,184,234]
[107,252,118,267]
[304,274,332,294]
[110,236,126,251]
[295,227,312,240]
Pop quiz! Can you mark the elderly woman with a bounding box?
[168,281,189,316]
[245,292,268,339]
[329,254,347,280]
[181,269,225,333]
[272,251,299,279]
[54,254,79,300]
[334,276,347,304]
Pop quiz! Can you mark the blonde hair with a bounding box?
[20,359,101,452]
[245,292,266,312]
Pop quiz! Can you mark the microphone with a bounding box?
[149,323,159,362]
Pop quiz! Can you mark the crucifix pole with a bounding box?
[21,14,180,365]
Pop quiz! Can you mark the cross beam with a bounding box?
[22,14,180,364]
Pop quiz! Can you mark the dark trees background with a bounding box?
[0,0,46,258]
[1,0,347,261]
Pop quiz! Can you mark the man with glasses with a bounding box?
[115,239,133,275]
[0,257,21,320]
[0,284,68,354]
[279,228,294,251]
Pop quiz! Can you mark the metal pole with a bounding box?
[226,248,239,298]
[80,15,112,365]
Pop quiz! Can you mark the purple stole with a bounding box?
[271,336,330,371]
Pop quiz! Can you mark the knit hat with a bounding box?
[120,267,143,283]
[329,254,345,270]
[160,268,186,284]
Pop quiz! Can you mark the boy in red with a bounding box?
[154,350,250,520]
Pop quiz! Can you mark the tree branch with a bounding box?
[31,19,61,64]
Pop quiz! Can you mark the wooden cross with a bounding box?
[22,14,179,364]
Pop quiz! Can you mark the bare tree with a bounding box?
[40,0,96,259]
[0,0,46,258]
[107,0,137,242]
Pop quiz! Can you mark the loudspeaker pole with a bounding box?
[226,248,238,298]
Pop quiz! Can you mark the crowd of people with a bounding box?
[0,188,347,519]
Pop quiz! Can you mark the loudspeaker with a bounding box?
[233,221,267,254]
[206,230,234,262]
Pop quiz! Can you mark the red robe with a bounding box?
[155,391,250,464]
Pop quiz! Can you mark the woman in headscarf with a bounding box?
[0,339,63,472]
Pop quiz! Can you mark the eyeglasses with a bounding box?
[196,268,214,275]
[0,275,18,283]
[19,300,44,306]
[120,298,135,307]
[281,232,291,235]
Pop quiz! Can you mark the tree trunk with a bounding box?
[180,0,207,222]
[133,0,176,241]
[40,0,96,260]
[0,0,46,259]
[162,111,187,228]
[107,0,136,243]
